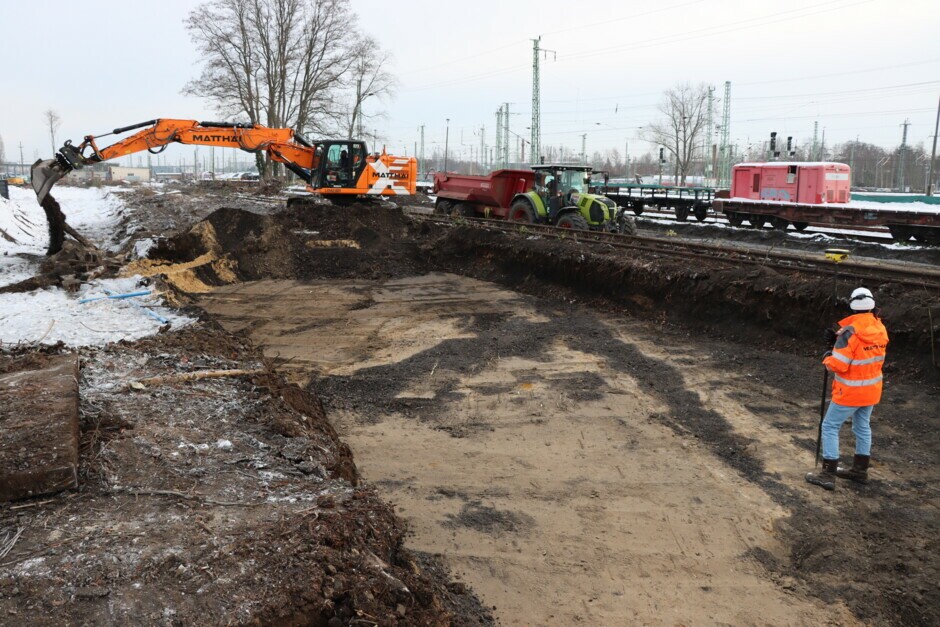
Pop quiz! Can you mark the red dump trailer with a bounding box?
[432,169,535,218]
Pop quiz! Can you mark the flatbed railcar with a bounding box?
[595,182,715,222]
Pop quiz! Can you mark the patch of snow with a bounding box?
[215,439,233,450]
[133,238,157,259]
[0,185,127,287]
[0,275,193,348]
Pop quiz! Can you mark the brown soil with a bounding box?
[0,325,491,625]
[6,188,937,625]
[147,200,938,625]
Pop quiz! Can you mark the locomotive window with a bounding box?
[752,173,760,193]
[787,165,797,184]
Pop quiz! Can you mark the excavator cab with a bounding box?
[314,140,367,190]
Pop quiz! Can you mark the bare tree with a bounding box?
[641,83,708,186]
[345,35,396,138]
[185,0,363,178]
[45,110,61,155]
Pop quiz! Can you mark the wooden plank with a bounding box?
[0,354,80,501]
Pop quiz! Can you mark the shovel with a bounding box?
[814,354,831,468]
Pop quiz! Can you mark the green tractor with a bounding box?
[506,164,636,235]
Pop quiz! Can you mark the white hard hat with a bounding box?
[849,287,875,311]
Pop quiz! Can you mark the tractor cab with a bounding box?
[531,164,593,216]
[311,140,368,189]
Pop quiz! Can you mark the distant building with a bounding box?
[108,166,152,183]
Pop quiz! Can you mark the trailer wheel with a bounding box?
[556,213,589,230]
[693,202,708,222]
[770,217,789,231]
[793,221,809,232]
[726,212,744,227]
[888,225,911,242]
[454,202,476,217]
[434,198,454,215]
[508,199,536,223]
[674,205,690,222]
[747,215,767,229]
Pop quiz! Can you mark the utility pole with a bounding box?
[897,118,910,191]
[495,106,504,169]
[480,125,486,172]
[502,103,511,168]
[811,121,819,161]
[18,142,24,177]
[928,94,940,196]
[820,127,826,160]
[444,118,450,172]
[419,124,425,179]
[531,36,555,165]
[704,85,714,183]
[850,134,858,171]
[718,81,731,187]
[581,134,587,165]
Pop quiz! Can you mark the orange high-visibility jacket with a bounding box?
[823,312,889,406]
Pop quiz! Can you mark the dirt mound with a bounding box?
[138,202,426,293]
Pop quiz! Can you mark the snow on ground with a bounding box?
[0,185,126,288]
[1,186,194,347]
[728,196,940,215]
[0,275,193,348]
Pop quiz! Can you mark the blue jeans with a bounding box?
[821,401,873,460]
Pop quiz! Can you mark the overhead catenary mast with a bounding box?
[495,106,504,169]
[717,81,732,188]
[530,36,555,165]
[897,118,910,191]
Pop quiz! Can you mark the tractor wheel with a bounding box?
[555,213,590,230]
[693,202,708,222]
[632,201,645,216]
[726,212,745,227]
[747,214,767,229]
[507,199,536,223]
[434,198,454,215]
[769,216,790,231]
[617,210,638,236]
[674,204,690,222]
[793,221,809,232]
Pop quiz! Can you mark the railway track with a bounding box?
[632,208,898,245]
[412,213,940,291]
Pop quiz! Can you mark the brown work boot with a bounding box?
[836,454,870,484]
[805,459,838,491]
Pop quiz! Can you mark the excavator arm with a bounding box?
[32,117,416,204]
[33,119,323,201]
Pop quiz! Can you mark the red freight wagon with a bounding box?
[731,162,851,205]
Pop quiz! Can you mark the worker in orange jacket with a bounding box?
[806,287,888,490]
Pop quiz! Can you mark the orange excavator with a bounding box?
[31,118,417,252]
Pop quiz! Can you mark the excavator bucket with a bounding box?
[31,158,69,204]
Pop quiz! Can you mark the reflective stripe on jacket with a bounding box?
[823,312,889,406]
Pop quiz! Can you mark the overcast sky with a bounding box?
[1,0,938,167]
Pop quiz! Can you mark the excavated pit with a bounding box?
[131,200,940,626]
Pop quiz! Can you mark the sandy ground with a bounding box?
[200,272,859,625]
